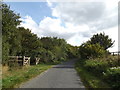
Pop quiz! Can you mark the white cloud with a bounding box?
[19,15,43,37]
[52,2,106,25]
[52,2,118,30]
[67,34,89,46]
[20,1,118,52]
[20,15,90,45]
[46,0,53,7]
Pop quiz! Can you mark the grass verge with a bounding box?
[2,63,55,88]
[75,60,111,89]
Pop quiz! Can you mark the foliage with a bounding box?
[2,41,9,65]
[40,37,68,62]
[89,32,114,50]
[77,31,119,88]
[79,42,106,59]
[18,27,42,57]
[67,44,79,58]
[84,56,119,75]
[103,67,120,88]
[77,56,120,88]
[2,3,21,64]
[85,59,108,75]
[2,3,78,65]
[75,61,110,88]
[39,49,55,63]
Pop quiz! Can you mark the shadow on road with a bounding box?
[53,59,78,68]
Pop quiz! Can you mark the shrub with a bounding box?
[39,49,55,63]
[84,58,108,75]
[2,42,10,65]
[103,67,120,88]
[84,56,119,75]
[79,43,106,59]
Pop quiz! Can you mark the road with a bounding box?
[20,59,85,88]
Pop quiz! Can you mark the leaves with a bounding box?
[89,32,114,50]
[79,42,106,59]
[2,3,80,65]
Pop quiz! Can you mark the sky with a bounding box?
[5,0,119,52]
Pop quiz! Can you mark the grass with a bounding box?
[2,63,55,88]
[75,60,111,89]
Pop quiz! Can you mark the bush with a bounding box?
[82,56,120,88]
[79,43,106,59]
[103,67,120,88]
[39,49,55,63]
[84,56,119,75]
[84,58,108,75]
[2,42,10,65]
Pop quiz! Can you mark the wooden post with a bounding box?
[16,56,18,64]
[118,52,119,56]
[23,56,25,66]
[113,52,114,56]
[29,57,30,65]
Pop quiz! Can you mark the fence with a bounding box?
[30,57,40,65]
[35,58,40,65]
[110,52,120,56]
[8,56,30,66]
[8,56,41,66]
[23,56,30,66]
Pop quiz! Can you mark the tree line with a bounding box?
[2,3,115,66]
[2,3,78,65]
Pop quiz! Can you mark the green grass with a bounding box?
[75,61,111,89]
[2,63,54,88]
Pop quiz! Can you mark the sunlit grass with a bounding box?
[2,63,54,88]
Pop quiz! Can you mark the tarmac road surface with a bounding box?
[20,59,85,88]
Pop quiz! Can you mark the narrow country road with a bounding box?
[20,59,85,88]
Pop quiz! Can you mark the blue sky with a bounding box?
[6,2,52,24]
[4,1,119,52]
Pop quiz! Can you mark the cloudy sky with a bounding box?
[6,0,119,52]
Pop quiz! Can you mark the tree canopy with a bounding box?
[2,3,21,64]
[2,3,78,65]
[89,32,114,50]
[2,3,115,65]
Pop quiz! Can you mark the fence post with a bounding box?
[16,56,18,64]
[23,56,25,66]
[113,52,114,56]
[29,57,30,65]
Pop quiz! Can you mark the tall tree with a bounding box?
[2,3,21,64]
[89,32,114,50]
[18,27,42,57]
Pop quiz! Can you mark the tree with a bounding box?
[66,44,79,58]
[79,42,106,59]
[40,37,68,62]
[18,27,42,57]
[89,32,114,50]
[2,3,21,64]
[2,3,82,66]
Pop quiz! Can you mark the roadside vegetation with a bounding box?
[2,63,55,88]
[76,32,120,89]
[2,3,78,66]
[1,3,78,88]
[1,3,120,89]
